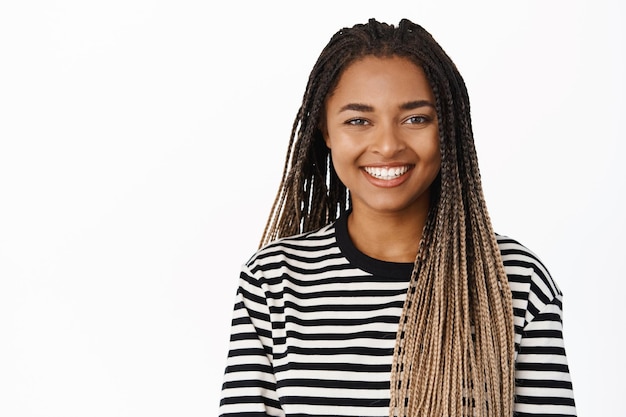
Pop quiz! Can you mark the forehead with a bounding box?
[328,55,434,103]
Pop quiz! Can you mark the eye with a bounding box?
[403,115,430,125]
[345,118,370,126]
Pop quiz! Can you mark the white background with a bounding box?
[1,1,624,416]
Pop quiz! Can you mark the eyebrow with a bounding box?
[400,100,436,110]
[338,100,435,113]
[338,103,374,113]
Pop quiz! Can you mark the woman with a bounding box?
[219,18,576,417]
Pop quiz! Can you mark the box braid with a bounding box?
[260,18,515,417]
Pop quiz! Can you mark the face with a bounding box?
[323,55,441,218]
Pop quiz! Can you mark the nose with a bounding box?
[371,124,405,158]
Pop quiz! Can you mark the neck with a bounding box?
[347,203,429,263]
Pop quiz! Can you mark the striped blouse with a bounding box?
[219,214,576,416]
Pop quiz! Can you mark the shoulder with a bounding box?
[244,222,341,276]
[496,234,563,327]
[496,234,561,296]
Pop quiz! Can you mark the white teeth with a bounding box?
[363,165,410,180]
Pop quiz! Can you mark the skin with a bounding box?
[323,55,441,262]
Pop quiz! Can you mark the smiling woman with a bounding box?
[218,18,576,417]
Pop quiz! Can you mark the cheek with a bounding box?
[419,138,442,186]
[424,151,441,183]
[328,136,356,162]
[329,146,348,172]
[421,135,442,167]
[432,147,442,170]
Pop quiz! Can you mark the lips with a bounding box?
[363,165,411,181]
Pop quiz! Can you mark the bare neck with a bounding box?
[346,207,427,263]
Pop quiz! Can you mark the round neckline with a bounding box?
[334,212,415,280]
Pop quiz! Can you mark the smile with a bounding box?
[363,165,411,180]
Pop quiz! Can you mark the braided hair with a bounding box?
[261,18,515,417]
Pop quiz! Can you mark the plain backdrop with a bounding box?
[0,1,624,416]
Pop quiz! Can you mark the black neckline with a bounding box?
[334,212,414,280]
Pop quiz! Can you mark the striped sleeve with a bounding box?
[515,294,576,416]
[219,265,285,417]
[499,236,577,417]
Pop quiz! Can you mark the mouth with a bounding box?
[363,165,412,181]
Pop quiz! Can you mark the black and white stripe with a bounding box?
[219,216,576,417]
